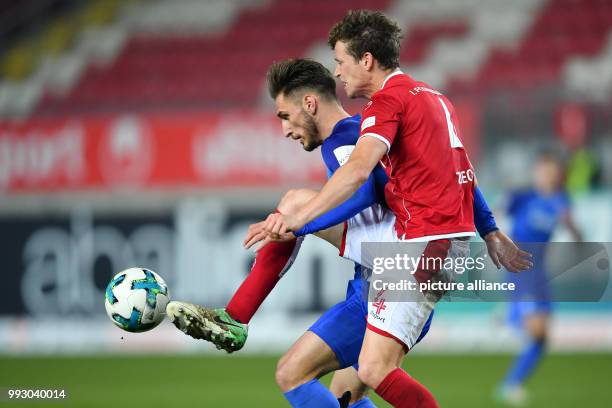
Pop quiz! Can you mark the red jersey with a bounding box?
[360,71,475,240]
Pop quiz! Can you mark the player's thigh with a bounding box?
[277,188,345,249]
[314,224,345,249]
[276,331,340,389]
[277,188,318,214]
[329,367,370,401]
[342,204,397,268]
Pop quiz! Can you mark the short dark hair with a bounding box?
[267,58,337,100]
[328,10,402,70]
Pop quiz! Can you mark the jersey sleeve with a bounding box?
[359,93,403,151]
[473,186,498,238]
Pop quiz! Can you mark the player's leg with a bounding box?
[357,322,438,408]
[356,281,439,408]
[330,367,376,407]
[225,188,319,323]
[525,311,548,342]
[281,283,377,408]
[355,239,468,407]
[499,304,550,405]
[224,188,343,322]
[166,188,343,352]
[277,331,341,408]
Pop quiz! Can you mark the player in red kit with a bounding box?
[259,10,512,408]
[167,55,530,408]
[358,76,476,240]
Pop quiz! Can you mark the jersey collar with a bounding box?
[329,114,359,138]
[381,69,404,89]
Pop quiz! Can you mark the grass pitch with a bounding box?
[0,353,610,407]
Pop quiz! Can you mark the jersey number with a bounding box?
[438,97,463,148]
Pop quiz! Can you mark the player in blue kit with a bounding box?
[497,152,582,405]
[167,59,529,408]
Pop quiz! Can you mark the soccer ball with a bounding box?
[104,267,170,333]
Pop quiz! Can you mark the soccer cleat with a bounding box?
[337,391,352,408]
[494,384,528,406]
[166,301,248,353]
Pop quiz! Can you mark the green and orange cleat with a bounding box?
[166,301,248,353]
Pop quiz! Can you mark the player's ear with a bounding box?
[361,52,374,71]
[303,94,317,115]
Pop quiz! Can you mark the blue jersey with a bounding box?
[295,115,387,237]
[319,114,387,206]
[508,189,570,242]
[506,189,569,313]
[318,114,387,284]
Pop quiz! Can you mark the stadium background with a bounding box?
[0,0,611,406]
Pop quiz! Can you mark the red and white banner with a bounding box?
[0,111,326,192]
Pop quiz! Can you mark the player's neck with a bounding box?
[366,68,401,98]
[318,102,351,140]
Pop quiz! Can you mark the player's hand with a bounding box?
[244,220,295,250]
[484,230,533,273]
[244,221,268,249]
[262,212,305,239]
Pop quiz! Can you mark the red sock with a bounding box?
[375,368,439,408]
[225,237,302,323]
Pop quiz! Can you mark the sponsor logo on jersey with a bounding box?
[333,145,355,166]
[369,310,386,323]
[361,116,376,131]
[373,298,387,315]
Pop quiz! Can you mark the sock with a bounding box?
[226,236,302,323]
[375,368,439,408]
[284,379,340,408]
[503,338,545,387]
[349,397,377,407]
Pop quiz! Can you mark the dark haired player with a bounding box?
[260,10,531,408]
[169,58,393,407]
[168,57,528,407]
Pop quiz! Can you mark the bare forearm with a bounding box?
[568,223,583,242]
[563,212,583,242]
[297,161,369,225]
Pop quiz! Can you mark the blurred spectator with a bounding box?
[554,102,601,195]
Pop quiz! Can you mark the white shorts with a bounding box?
[340,205,472,349]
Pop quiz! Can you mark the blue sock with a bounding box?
[349,397,377,407]
[504,339,545,386]
[284,379,339,407]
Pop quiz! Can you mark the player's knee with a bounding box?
[275,354,308,392]
[530,327,548,343]
[526,315,548,342]
[357,359,391,389]
[278,188,314,214]
[277,189,300,214]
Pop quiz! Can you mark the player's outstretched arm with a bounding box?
[561,210,583,242]
[474,185,532,273]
